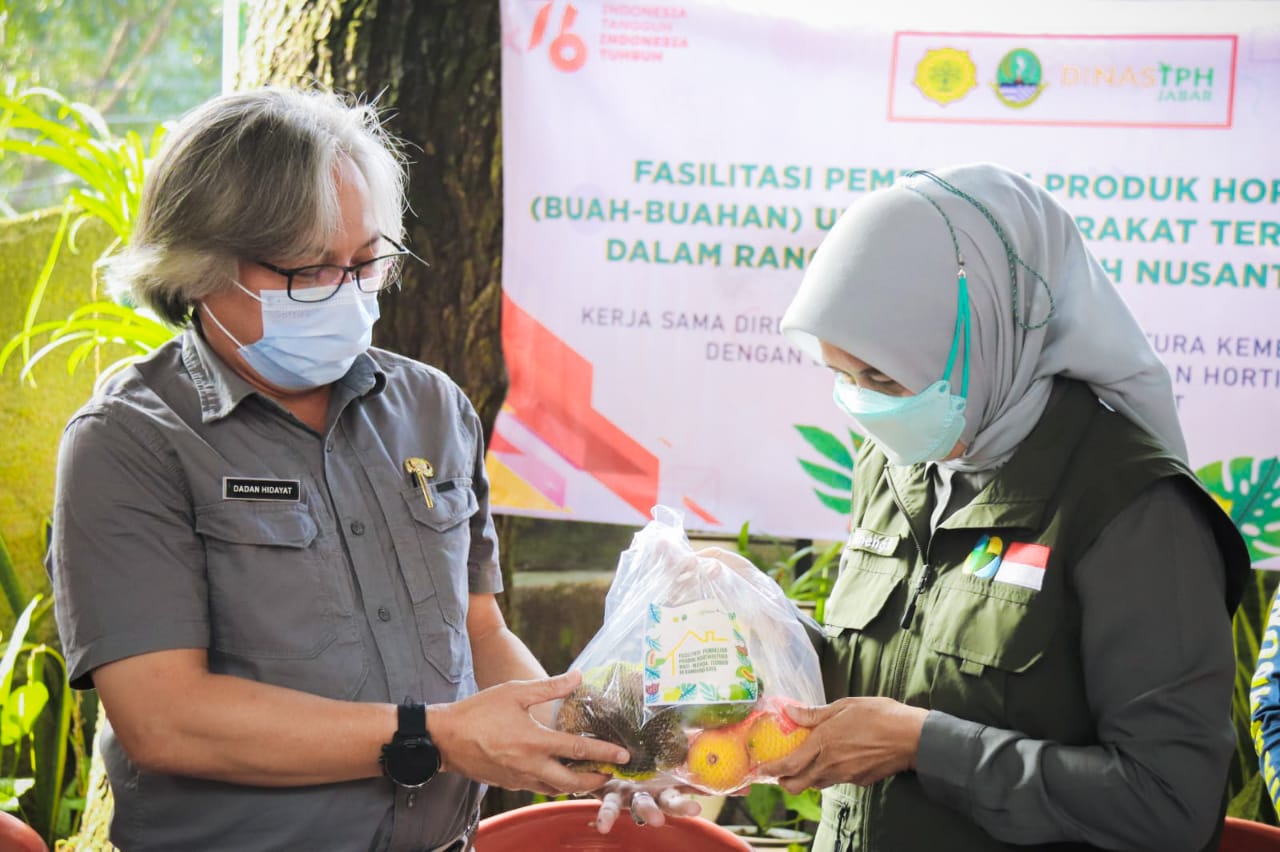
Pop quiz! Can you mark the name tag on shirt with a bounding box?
[222,477,301,502]
[849,528,899,557]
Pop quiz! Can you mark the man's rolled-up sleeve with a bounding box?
[48,404,209,688]
[458,391,502,596]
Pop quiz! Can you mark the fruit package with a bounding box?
[555,506,825,794]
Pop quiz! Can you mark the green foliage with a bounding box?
[0,87,178,387]
[0,592,84,845]
[736,522,842,622]
[733,782,820,840]
[0,533,26,620]
[0,0,223,214]
[794,425,862,516]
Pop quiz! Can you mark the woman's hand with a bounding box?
[592,780,702,833]
[427,671,629,795]
[759,697,928,794]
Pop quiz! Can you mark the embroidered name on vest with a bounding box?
[222,477,301,501]
[849,528,899,556]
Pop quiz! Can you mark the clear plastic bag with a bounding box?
[555,506,825,794]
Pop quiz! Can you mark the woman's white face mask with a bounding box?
[832,272,971,466]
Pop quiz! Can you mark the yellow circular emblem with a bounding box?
[914,48,978,106]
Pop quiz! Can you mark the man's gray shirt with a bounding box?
[48,328,502,851]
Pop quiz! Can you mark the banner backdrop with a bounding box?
[492,0,1280,559]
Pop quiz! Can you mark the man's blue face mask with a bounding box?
[832,272,971,466]
[202,278,381,390]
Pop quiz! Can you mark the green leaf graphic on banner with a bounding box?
[796,425,853,469]
[1197,456,1280,562]
[799,460,853,492]
[795,424,861,516]
[815,490,852,514]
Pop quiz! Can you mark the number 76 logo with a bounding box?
[528,2,587,72]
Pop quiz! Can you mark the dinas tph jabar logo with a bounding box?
[529,2,587,72]
[913,47,978,106]
[993,48,1046,108]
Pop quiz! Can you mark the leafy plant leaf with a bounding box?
[783,788,823,822]
[0,88,178,387]
[744,784,782,832]
[1,681,49,746]
[0,777,35,812]
[0,596,41,703]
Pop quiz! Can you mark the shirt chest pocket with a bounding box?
[921,576,1059,728]
[195,501,366,698]
[395,478,478,683]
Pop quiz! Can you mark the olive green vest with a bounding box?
[814,381,1248,852]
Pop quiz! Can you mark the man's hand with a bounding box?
[427,671,629,795]
[592,780,702,833]
[759,697,928,793]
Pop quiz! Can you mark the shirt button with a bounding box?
[350,520,365,535]
[377,606,391,622]
[325,442,334,453]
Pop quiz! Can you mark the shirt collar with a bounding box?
[182,326,386,423]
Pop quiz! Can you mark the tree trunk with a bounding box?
[239,0,507,439]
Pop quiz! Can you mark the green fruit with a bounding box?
[679,701,755,729]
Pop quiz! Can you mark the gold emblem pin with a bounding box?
[403,457,435,509]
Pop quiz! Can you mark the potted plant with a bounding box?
[735,524,842,622]
[718,783,819,851]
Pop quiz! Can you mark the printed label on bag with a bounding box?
[643,599,757,706]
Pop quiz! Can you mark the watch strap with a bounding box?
[396,702,428,739]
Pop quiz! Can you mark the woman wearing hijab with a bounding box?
[762,163,1250,852]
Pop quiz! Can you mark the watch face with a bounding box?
[387,738,440,787]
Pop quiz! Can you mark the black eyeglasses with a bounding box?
[255,234,426,303]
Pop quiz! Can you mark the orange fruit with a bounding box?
[686,727,752,792]
[746,710,809,763]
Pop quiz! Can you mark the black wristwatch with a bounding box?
[380,702,441,788]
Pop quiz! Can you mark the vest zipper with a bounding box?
[900,562,934,629]
[883,470,936,705]
[835,803,851,847]
[884,471,936,631]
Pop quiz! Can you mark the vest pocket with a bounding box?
[821,551,907,702]
[398,480,478,683]
[195,501,367,699]
[823,550,907,632]
[922,576,1058,723]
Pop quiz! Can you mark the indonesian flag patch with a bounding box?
[993,542,1050,591]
